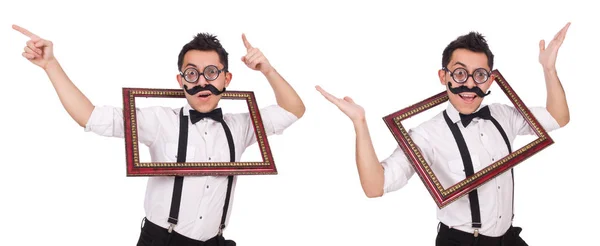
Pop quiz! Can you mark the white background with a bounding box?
[1,0,598,245]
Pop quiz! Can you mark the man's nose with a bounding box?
[464,75,477,88]
[197,75,210,87]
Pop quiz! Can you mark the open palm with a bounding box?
[316,85,365,122]
[539,22,570,70]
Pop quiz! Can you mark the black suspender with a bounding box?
[443,108,513,231]
[168,108,236,236]
[166,112,188,229]
[444,111,482,229]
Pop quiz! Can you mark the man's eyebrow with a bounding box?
[184,63,198,68]
[453,61,467,68]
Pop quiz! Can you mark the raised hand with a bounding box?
[316,85,366,123]
[539,22,570,71]
[13,24,56,69]
[241,33,273,74]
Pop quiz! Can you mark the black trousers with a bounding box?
[136,218,235,246]
[435,223,528,246]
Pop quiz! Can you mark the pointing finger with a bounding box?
[242,33,252,50]
[12,24,39,39]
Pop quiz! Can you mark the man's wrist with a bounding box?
[542,66,557,75]
[44,58,60,72]
[262,67,277,77]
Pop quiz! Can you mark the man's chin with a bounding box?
[185,100,215,113]
[458,102,483,114]
[192,103,217,112]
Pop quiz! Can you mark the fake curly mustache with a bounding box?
[183,84,226,96]
[447,82,490,98]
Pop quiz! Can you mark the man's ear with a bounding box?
[177,74,184,88]
[224,72,232,88]
[438,69,446,86]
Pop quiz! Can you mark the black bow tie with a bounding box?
[189,108,223,124]
[459,106,491,127]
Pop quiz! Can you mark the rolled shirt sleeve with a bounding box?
[227,105,299,149]
[491,103,561,136]
[381,127,434,193]
[84,105,162,146]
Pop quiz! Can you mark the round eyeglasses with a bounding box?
[180,65,226,83]
[443,67,490,84]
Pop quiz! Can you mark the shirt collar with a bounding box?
[182,104,192,116]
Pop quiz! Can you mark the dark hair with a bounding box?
[177,33,229,72]
[442,32,494,70]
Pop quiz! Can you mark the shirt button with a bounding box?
[480,133,484,136]
[204,132,207,135]
[199,216,203,219]
[498,186,500,189]
[208,157,212,160]
[492,158,495,161]
[206,185,210,189]
[499,216,502,219]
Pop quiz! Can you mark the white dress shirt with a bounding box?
[381,102,560,237]
[84,103,298,240]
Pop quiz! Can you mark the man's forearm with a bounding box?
[263,68,305,118]
[45,59,94,127]
[544,68,570,127]
[353,119,385,198]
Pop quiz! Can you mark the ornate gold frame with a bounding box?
[123,88,276,176]
[382,70,554,208]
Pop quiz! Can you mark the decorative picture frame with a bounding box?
[123,88,276,176]
[382,70,554,208]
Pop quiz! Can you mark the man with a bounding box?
[316,23,570,246]
[14,24,305,246]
